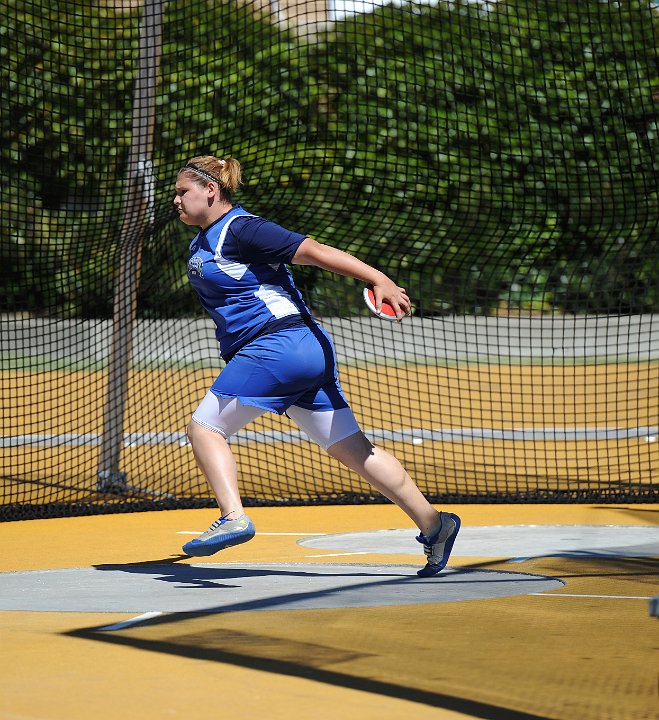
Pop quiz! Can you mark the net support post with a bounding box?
[97,0,165,494]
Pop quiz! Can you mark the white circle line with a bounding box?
[531,593,651,600]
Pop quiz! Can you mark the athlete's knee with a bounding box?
[186,417,202,446]
[326,430,374,465]
[187,416,227,446]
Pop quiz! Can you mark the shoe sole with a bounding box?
[182,527,255,557]
[417,513,461,577]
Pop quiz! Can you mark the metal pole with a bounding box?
[97,0,165,492]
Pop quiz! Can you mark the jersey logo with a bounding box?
[187,255,204,279]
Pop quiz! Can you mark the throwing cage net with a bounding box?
[1,0,657,519]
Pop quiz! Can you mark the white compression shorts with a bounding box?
[191,391,361,450]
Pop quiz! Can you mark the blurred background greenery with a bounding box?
[2,0,658,318]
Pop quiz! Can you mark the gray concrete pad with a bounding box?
[0,562,563,613]
[298,525,659,559]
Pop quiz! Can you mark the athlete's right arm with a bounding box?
[291,237,410,319]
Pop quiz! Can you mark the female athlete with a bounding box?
[173,155,460,577]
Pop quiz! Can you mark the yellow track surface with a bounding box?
[0,504,657,720]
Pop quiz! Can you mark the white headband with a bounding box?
[185,163,224,184]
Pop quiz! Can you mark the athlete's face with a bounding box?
[173,174,214,227]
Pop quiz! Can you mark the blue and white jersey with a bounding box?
[186,205,312,359]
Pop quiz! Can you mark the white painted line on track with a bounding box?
[96,611,163,632]
[259,532,325,536]
[176,531,323,536]
[8,424,657,447]
[305,552,372,558]
[530,593,651,600]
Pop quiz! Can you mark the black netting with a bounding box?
[1,0,657,519]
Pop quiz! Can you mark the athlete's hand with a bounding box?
[371,278,411,321]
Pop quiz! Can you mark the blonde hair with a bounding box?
[180,155,242,200]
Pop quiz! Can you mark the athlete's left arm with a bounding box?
[291,237,410,318]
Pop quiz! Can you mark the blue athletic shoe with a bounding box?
[182,514,256,557]
[416,512,461,577]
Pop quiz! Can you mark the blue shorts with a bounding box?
[211,322,351,415]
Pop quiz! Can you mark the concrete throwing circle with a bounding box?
[0,563,563,613]
[297,524,659,559]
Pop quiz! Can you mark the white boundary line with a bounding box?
[304,552,371,558]
[530,593,651,600]
[3,425,658,448]
[97,611,163,632]
[176,531,322,536]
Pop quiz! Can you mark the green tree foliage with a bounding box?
[0,0,137,315]
[303,0,659,313]
[1,0,658,317]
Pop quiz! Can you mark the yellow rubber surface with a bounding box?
[0,504,657,720]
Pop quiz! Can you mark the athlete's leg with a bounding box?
[285,324,459,575]
[188,392,264,518]
[287,403,441,537]
[326,430,442,538]
[181,393,265,557]
[187,422,243,516]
